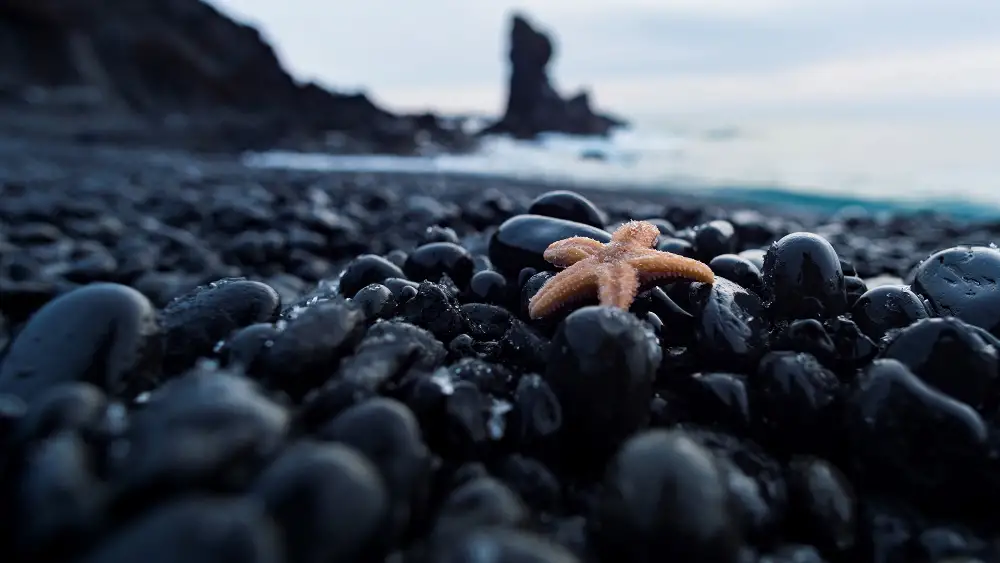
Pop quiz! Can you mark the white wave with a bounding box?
[242,117,1000,214]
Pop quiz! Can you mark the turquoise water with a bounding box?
[243,115,1000,219]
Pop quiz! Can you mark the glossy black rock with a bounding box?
[404,242,475,289]
[763,232,846,320]
[489,215,611,276]
[851,285,928,341]
[595,430,742,562]
[709,254,764,296]
[910,246,1000,337]
[543,306,660,466]
[880,317,1000,411]
[160,279,281,375]
[527,190,607,228]
[689,278,768,371]
[338,254,407,298]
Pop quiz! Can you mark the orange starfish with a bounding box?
[527,220,715,319]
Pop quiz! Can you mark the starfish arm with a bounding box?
[543,237,605,267]
[627,252,715,285]
[528,261,598,319]
[611,220,660,248]
[596,262,640,311]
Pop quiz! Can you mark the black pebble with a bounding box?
[689,278,768,371]
[316,398,430,540]
[430,528,578,563]
[15,432,106,560]
[404,242,475,289]
[0,283,161,403]
[161,278,281,375]
[851,285,929,341]
[259,300,366,400]
[763,232,846,320]
[489,215,610,275]
[595,429,742,562]
[469,270,508,305]
[708,254,764,296]
[544,306,660,467]
[352,283,398,320]
[433,476,527,538]
[693,220,737,261]
[252,441,389,563]
[527,190,607,228]
[221,323,279,373]
[910,245,1000,337]
[77,497,283,563]
[752,352,840,454]
[339,254,408,298]
[845,359,988,509]
[880,317,1000,411]
[111,366,289,508]
[656,237,695,257]
[786,457,856,553]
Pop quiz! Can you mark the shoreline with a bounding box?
[3,136,996,225]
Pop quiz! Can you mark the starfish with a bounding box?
[527,220,715,319]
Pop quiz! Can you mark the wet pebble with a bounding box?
[910,245,1000,337]
[316,398,430,540]
[845,359,989,509]
[404,242,475,289]
[339,254,407,298]
[709,254,765,296]
[527,190,607,228]
[880,317,1000,411]
[543,306,660,466]
[110,365,289,508]
[258,300,366,400]
[694,220,738,261]
[595,429,742,562]
[77,497,283,563]
[851,284,929,341]
[689,277,768,371]
[488,215,610,275]
[252,440,389,563]
[763,232,846,320]
[160,278,281,375]
[0,283,161,403]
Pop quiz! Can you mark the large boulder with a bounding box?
[0,0,474,154]
[481,14,627,140]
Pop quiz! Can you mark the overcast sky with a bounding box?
[208,0,1000,120]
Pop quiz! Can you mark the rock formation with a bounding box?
[481,14,628,140]
[0,0,474,154]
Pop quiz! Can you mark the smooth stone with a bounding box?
[880,317,1000,411]
[77,497,283,563]
[851,285,929,341]
[489,215,610,276]
[708,254,764,296]
[468,270,509,306]
[763,232,846,320]
[689,278,768,371]
[693,220,738,261]
[252,441,389,563]
[338,254,407,298]
[161,278,281,375]
[910,246,1000,337]
[596,429,742,562]
[404,242,475,289]
[544,306,660,465]
[845,359,989,508]
[0,283,161,403]
[527,190,607,228]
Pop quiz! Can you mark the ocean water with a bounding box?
[243,115,1000,218]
